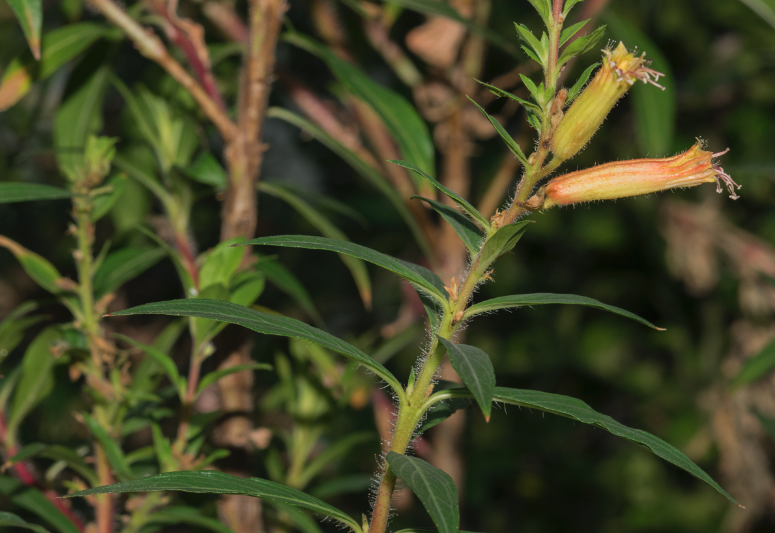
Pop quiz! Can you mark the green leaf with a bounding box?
[519,73,547,108]
[83,413,135,481]
[107,298,403,397]
[296,432,374,488]
[146,506,235,533]
[273,502,324,533]
[604,13,675,156]
[310,474,373,499]
[730,337,775,389]
[0,302,44,358]
[199,240,245,291]
[114,334,184,399]
[385,453,459,533]
[467,98,528,165]
[93,247,165,298]
[514,23,547,66]
[0,511,52,533]
[464,292,662,329]
[0,477,80,533]
[380,0,517,55]
[388,160,491,231]
[184,152,228,188]
[287,33,435,183]
[560,19,589,46]
[565,62,599,105]
[8,443,98,486]
[267,107,433,259]
[54,62,110,179]
[242,235,447,307]
[135,225,195,295]
[563,0,586,18]
[259,181,372,309]
[0,235,64,294]
[65,470,362,532]
[558,25,606,67]
[489,387,737,504]
[0,183,72,203]
[197,363,272,395]
[90,173,127,222]
[417,398,471,434]
[7,0,42,59]
[253,258,322,325]
[526,0,552,25]
[473,79,539,111]
[412,196,482,256]
[477,221,532,267]
[437,338,494,421]
[7,328,60,441]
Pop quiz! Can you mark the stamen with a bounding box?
[713,164,741,200]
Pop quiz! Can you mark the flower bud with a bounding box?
[541,143,740,208]
[551,42,664,162]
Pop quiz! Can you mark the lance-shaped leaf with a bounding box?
[558,25,607,67]
[478,221,532,267]
[0,235,64,294]
[197,363,272,395]
[7,0,42,59]
[386,453,459,533]
[468,98,528,165]
[464,292,662,330]
[0,183,71,203]
[474,79,539,111]
[259,181,372,309]
[0,511,51,533]
[84,413,135,481]
[437,338,494,421]
[566,62,599,105]
[389,160,490,231]
[267,107,433,258]
[107,299,402,395]
[560,19,590,46]
[8,443,98,486]
[286,33,435,185]
[65,471,362,532]
[514,23,547,66]
[417,398,471,434]
[412,196,482,255]
[93,247,166,298]
[114,334,185,399]
[730,337,775,389]
[241,236,447,307]
[0,477,80,533]
[254,257,323,326]
[436,386,737,505]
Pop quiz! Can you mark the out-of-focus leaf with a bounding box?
[0,183,71,203]
[254,257,322,325]
[83,413,134,481]
[412,196,482,256]
[273,502,324,533]
[199,240,245,291]
[242,235,447,306]
[184,152,228,188]
[93,247,165,298]
[8,443,98,486]
[417,398,471,434]
[0,302,44,358]
[6,0,42,59]
[0,235,64,294]
[145,506,236,533]
[135,225,195,295]
[380,0,517,55]
[107,298,403,395]
[267,107,433,259]
[310,474,373,499]
[197,363,272,395]
[386,452,459,533]
[0,476,80,533]
[7,328,60,441]
[259,181,372,309]
[464,292,662,329]
[437,338,494,420]
[604,13,675,156]
[90,173,127,222]
[730,337,775,388]
[114,334,184,399]
[286,33,435,185]
[66,471,362,533]
[738,0,775,30]
[0,511,52,533]
[0,23,106,110]
[296,432,374,488]
[54,62,111,179]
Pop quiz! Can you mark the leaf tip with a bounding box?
[738,504,746,509]
[655,326,666,331]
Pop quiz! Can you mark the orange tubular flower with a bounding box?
[541,143,741,208]
[551,42,665,162]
